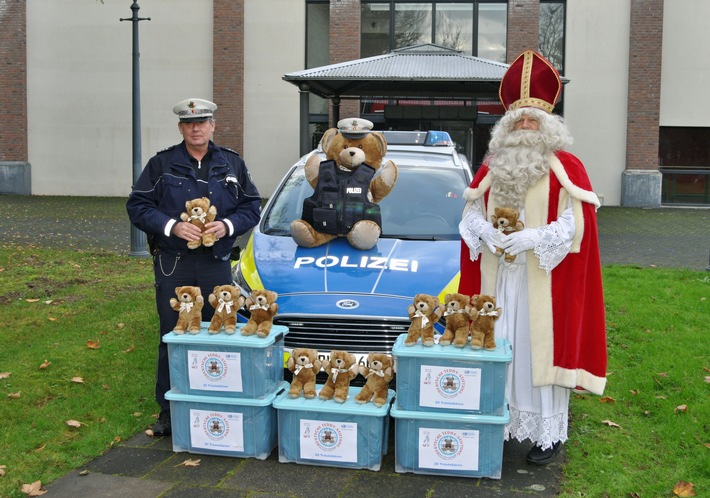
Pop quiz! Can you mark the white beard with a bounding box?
[487,130,550,209]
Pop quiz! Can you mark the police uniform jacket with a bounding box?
[126,141,261,259]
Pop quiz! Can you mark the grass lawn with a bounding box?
[0,244,708,497]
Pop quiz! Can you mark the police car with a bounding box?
[233,130,472,372]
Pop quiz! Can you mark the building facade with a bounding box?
[1,0,708,207]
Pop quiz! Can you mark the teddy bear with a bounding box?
[207,284,244,334]
[241,289,278,337]
[354,353,394,407]
[438,292,473,347]
[468,294,501,350]
[286,348,322,399]
[490,206,525,263]
[290,117,398,250]
[169,286,204,334]
[405,293,443,347]
[318,350,358,403]
[180,197,218,249]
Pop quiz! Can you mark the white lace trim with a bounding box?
[504,406,568,450]
[533,223,568,273]
[459,209,488,261]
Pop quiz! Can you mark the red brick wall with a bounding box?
[506,0,540,62]
[213,0,244,153]
[329,0,360,123]
[0,0,27,161]
[626,0,663,171]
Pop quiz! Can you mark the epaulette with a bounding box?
[218,145,241,156]
[157,144,178,154]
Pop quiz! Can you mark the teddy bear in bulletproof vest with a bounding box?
[290,118,398,251]
[319,350,358,403]
[354,353,394,407]
[405,293,443,347]
[469,293,501,350]
[490,206,525,263]
[287,348,322,399]
[241,289,278,338]
[438,292,473,347]
[170,286,204,334]
[180,197,218,249]
[207,284,244,334]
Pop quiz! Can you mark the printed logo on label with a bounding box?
[203,413,230,441]
[315,423,343,452]
[435,369,465,398]
[434,431,464,460]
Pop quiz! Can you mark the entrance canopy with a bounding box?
[283,44,511,155]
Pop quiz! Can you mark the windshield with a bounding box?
[262,164,468,240]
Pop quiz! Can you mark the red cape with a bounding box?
[459,151,607,394]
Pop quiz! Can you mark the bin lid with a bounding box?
[163,322,288,347]
[390,403,510,424]
[392,334,512,362]
[165,381,288,406]
[273,385,395,417]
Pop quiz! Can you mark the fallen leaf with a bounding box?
[66,420,83,428]
[630,389,639,395]
[78,470,89,476]
[0,372,11,379]
[601,419,622,429]
[34,444,46,452]
[86,340,100,349]
[704,376,710,384]
[175,458,201,467]
[71,377,84,384]
[8,391,21,399]
[102,384,110,390]
[117,322,125,328]
[124,345,135,353]
[675,404,688,413]
[145,429,155,437]
[48,317,58,322]
[43,300,53,305]
[657,371,669,378]
[133,412,142,417]
[39,360,51,370]
[673,481,697,497]
[0,464,6,477]
[600,396,615,404]
[629,493,640,498]
[21,480,46,496]
[25,298,40,303]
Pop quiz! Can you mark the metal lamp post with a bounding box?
[121,0,150,257]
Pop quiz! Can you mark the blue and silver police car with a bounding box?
[233,131,473,368]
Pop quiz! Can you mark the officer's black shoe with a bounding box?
[526,441,561,465]
[152,409,172,437]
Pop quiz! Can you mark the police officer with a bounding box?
[126,98,261,436]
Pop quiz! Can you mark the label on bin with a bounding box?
[189,409,244,452]
[299,418,358,463]
[418,427,479,471]
[188,350,243,392]
[419,365,481,410]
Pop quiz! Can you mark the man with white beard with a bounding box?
[459,50,607,465]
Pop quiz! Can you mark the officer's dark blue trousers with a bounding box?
[152,249,231,411]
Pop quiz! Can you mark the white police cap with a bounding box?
[337,117,373,139]
[173,98,217,122]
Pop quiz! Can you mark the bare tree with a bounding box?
[539,3,564,71]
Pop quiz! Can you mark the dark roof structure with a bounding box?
[283,43,510,101]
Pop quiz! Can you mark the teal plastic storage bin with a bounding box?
[390,403,509,479]
[392,334,511,415]
[272,386,395,471]
[163,323,287,399]
[165,382,287,460]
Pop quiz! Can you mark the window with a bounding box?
[659,127,710,205]
[361,1,507,58]
[540,1,565,72]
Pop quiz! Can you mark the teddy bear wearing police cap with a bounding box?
[291,118,398,250]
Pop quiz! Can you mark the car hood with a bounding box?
[247,233,460,302]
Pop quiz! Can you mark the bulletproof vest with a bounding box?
[301,160,382,236]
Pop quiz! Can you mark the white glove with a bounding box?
[501,228,542,256]
[479,222,502,254]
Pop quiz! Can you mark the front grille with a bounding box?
[275,316,409,353]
